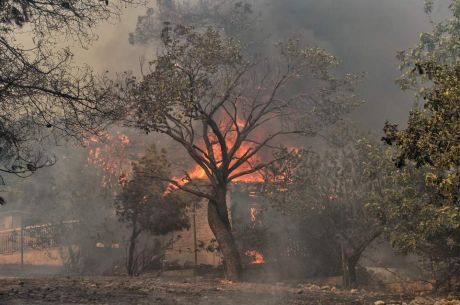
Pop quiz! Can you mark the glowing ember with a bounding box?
[118,173,128,187]
[245,250,265,264]
[118,134,130,145]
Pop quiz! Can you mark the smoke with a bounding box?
[74,0,449,130]
[1,0,452,278]
[261,0,449,131]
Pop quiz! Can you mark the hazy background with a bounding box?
[73,0,444,129]
[1,0,450,232]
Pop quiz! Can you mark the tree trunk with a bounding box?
[207,187,242,281]
[344,257,358,288]
[127,225,139,276]
[341,229,383,288]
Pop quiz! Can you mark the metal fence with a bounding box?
[0,228,20,254]
[0,222,77,255]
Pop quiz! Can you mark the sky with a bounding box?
[71,0,446,132]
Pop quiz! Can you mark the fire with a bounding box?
[118,173,128,187]
[86,131,134,189]
[245,250,265,264]
[168,116,265,191]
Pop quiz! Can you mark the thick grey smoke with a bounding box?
[262,0,445,130]
[67,0,452,131]
[0,0,441,216]
[0,0,450,276]
[74,0,446,130]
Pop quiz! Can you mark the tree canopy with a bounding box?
[118,24,361,279]
[115,145,190,275]
[266,126,385,287]
[0,0,132,182]
[398,0,460,91]
[382,63,460,284]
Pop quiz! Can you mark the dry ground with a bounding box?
[0,275,433,305]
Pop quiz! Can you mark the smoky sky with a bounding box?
[264,0,444,131]
[2,0,450,209]
[75,0,446,132]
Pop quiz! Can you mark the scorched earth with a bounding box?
[0,275,420,305]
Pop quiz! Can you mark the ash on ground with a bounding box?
[0,275,457,305]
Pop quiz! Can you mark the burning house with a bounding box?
[163,182,266,270]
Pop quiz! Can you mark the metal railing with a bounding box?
[0,221,78,255]
[0,228,20,254]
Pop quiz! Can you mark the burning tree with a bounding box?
[115,145,189,276]
[120,25,361,280]
[0,0,132,189]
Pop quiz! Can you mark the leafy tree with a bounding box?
[0,0,131,185]
[382,0,460,289]
[397,0,460,92]
[115,145,189,276]
[383,63,460,289]
[266,127,385,287]
[119,25,361,280]
[129,0,255,46]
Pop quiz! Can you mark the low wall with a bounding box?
[0,247,63,266]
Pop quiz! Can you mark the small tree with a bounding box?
[115,145,189,276]
[120,25,360,280]
[266,127,385,287]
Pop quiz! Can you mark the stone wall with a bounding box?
[165,199,222,267]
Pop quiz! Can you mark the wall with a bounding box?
[165,199,223,267]
[0,247,63,266]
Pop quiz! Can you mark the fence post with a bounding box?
[20,226,24,269]
[193,200,198,271]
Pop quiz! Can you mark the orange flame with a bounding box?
[168,116,265,191]
[245,250,265,264]
[87,131,134,189]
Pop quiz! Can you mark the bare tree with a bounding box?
[121,25,361,280]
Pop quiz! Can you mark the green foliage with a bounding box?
[114,145,190,236]
[265,126,385,285]
[398,0,460,92]
[379,2,460,287]
[129,0,255,46]
[382,64,460,261]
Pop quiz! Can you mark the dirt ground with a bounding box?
[0,275,426,305]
